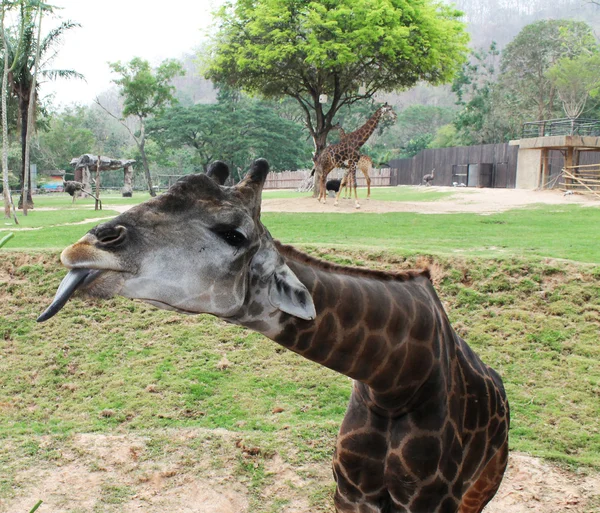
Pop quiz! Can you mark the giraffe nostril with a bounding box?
[96,225,127,247]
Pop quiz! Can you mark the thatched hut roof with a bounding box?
[70,154,136,171]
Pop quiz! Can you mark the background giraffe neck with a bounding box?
[346,109,383,148]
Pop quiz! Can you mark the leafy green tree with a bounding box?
[148,89,313,181]
[34,105,96,171]
[362,104,455,161]
[2,1,82,209]
[99,57,184,196]
[401,134,434,158]
[499,20,598,122]
[546,53,600,119]
[205,0,469,156]
[1,0,25,220]
[429,124,460,148]
[451,42,509,144]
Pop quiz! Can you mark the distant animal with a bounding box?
[326,179,341,198]
[423,168,435,186]
[332,123,374,201]
[313,103,396,209]
[63,180,84,197]
[564,190,574,196]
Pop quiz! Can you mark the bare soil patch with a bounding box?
[1,432,598,513]
[105,187,600,216]
[262,187,599,214]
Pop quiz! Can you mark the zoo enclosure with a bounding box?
[389,143,519,188]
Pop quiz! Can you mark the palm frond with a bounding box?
[39,20,80,55]
[40,69,85,81]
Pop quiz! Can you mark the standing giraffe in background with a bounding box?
[331,124,373,201]
[39,159,510,513]
[314,104,395,209]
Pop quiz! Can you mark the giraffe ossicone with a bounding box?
[39,159,509,513]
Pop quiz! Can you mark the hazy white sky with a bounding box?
[41,0,221,107]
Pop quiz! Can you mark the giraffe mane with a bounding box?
[274,241,431,282]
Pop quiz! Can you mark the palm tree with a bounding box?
[3,6,82,208]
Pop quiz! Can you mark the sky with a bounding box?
[40,0,221,108]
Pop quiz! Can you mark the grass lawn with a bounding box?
[16,192,152,208]
[3,194,600,263]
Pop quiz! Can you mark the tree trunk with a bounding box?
[1,25,12,219]
[122,165,133,197]
[22,5,43,216]
[311,129,330,198]
[17,95,33,210]
[138,122,156,197]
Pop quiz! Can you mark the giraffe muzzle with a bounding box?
[37,268,101,322]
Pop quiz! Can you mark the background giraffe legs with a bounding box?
[335,164,360,208]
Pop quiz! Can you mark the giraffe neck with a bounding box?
[233,243,447,413]
[346,108,384,148]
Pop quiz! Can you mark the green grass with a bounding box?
[1,252,599,471]
[16,192,151,208]
[4,196,600,263]
[263,205,600,263]
[1,209,118,229]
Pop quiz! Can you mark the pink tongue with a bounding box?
[37,269,94,322]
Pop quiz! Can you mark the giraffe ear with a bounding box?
[268,265,316,321]
[206,161,229,185]
[250,245,316,321]
[239,159,270,190]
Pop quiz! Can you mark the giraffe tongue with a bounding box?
[37,269,99,323]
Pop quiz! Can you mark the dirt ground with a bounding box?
[2,431,599,513]
[260,186,600,215]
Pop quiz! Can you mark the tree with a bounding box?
[21,0,43,216]
[99,57,184,197]
[429,124,460,149]
[205,0,469,156]
[147,89,313,180]
[451,42,512,144]
[498,20,598,122]
[1,0,25,220]
[546,53,600,119]
[34,105,96,171]
[4,3,82,209]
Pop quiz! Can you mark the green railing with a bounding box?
[522,118,600,138]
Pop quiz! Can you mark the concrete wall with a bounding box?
[515,148,542,189]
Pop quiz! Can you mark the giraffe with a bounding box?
[331,124,373,201]
[315,103,395,209]
[38,159,510,513]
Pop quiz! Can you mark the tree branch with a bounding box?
[94,97,139,145]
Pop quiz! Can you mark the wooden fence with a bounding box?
[263,168,392,189]
[389,143,519,188]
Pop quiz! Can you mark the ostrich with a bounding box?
[326,178,341,198]
[423,168,435,186]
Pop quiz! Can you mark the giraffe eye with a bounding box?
[214,227,246,247]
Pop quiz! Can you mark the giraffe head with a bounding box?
[38,159,316,323]
[377,102,397,124]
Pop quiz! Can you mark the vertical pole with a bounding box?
[564,147,573,189]
[539,148,548,189]
[95,155,101,210]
